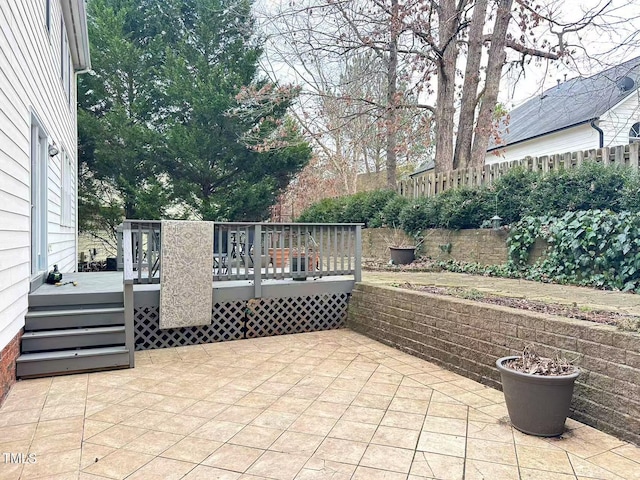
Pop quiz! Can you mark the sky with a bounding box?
[256,0,640,110]
[499,0,640,107]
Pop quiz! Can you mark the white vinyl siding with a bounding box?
[486,124,600,165]
[599,90,640,146]
[0,0,78,351]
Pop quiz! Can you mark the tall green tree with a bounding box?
[78,0,310,234]
[78,0,171,229]
[159,0,310,221]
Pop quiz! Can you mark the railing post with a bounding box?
[122,221,135,367]
[355,225,362,283]
[253,224,262,298]
[124,281,135,367]
[116,224,123,271]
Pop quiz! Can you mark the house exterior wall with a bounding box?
[486,123,600,165]
[600,90,640,146]
[0,0,78,353]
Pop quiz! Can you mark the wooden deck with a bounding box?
[30,271,355,307]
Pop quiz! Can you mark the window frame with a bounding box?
[630,122,640,144]
[60,148,75,228]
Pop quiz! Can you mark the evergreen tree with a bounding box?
[78,0,310,235]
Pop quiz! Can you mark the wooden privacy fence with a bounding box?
[398,143,640,198]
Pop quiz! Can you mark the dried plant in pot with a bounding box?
[385,227,424,265]
[496,345,580,437]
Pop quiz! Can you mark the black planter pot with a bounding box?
[389,246,416,265]
[291,255,307,281]
[496,356,580,437]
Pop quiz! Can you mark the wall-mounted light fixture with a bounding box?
[48,143,59,157]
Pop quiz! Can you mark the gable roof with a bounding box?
[410,159,435,177]
[488,56,640,151]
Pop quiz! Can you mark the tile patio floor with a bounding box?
[1,329,639,480]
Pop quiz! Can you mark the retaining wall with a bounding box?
[362,228,547,265]
[348,283,640,445]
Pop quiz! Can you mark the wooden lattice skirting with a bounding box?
[134,293,349,350]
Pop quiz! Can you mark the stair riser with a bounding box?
[28,292,124,308]
[17,353,130,378]
[25,313,124,331]
[22,331,126,353]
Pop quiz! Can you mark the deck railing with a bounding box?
[121,220,162,285]
[119,220,362,287]
[213,222,362,286]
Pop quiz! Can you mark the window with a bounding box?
[61,149,75,228]
[630,122,640,144]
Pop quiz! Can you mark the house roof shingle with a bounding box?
[488,56,640,151]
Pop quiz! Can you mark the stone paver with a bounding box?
[363,270,640,316]
[0,330,639,479]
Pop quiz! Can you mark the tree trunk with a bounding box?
[454,0,489,169]
[434,0,462,173]
[470,0,514,167]
[385,0,399,189]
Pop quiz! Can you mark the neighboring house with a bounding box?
[0,1,90,398]
[487,57,640,164]
[409,159,435,179]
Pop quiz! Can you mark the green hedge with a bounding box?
[297,190,399,227]
[296,162,640,233]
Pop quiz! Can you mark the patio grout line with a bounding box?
[406,387,434,480]
[462,402,469,480]
[510,414,524,480]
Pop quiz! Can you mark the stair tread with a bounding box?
[17,346,128,362]
[22,326,125,338]
[26,307,125,318]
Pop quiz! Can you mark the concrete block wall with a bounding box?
[348,284,640,445]
[362,228,520,265]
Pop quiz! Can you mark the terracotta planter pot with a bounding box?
[496,356,580,437]
[389,246,416,265]
[268,248,290,268]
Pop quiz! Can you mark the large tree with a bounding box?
[78,0,311,234]
[259,0,639,176]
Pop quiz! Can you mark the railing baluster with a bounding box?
[319,226,324,276]
[355,225,362,282]
[137,223,142,283]
[340,226,345,274]
[347,226,352,274]
[253,224,262,297]
[333,226,339,273]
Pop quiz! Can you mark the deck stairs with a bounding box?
[16,289,130,378]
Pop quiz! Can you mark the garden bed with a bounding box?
[397,283,640,331]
